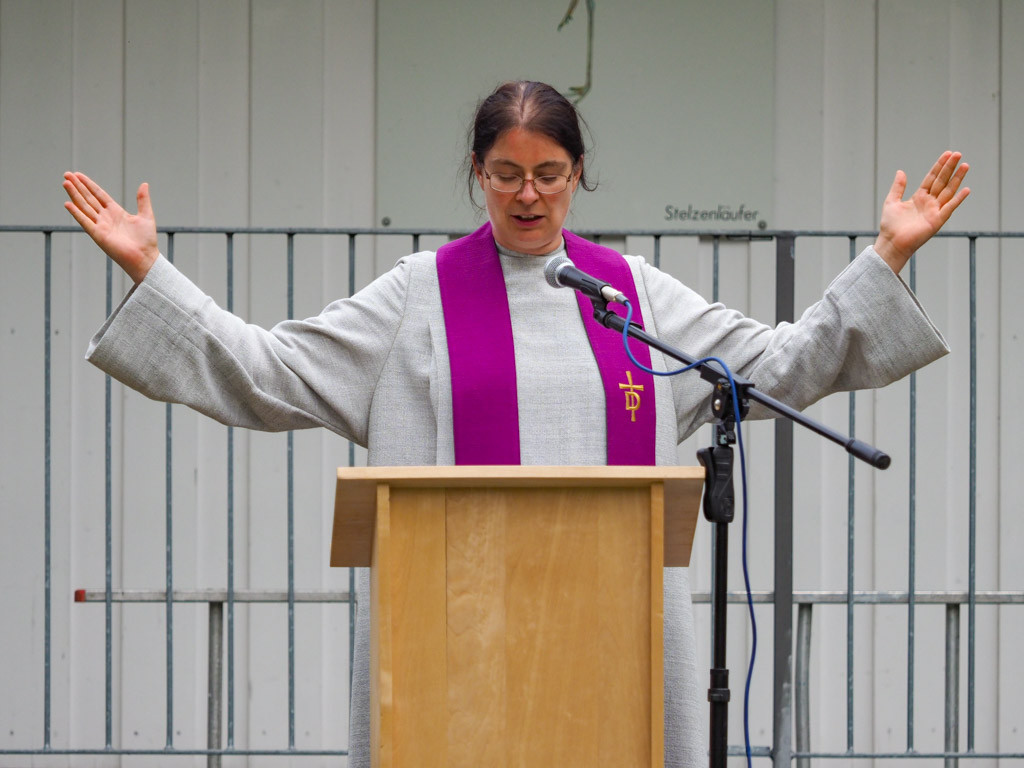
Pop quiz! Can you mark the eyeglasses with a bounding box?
[483,169,574,195]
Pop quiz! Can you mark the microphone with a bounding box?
[543,254,628,304]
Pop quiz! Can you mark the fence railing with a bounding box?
[2,224,1022,765]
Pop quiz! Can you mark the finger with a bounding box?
[75,171,118,210]
[65,172,104,215]
[887,169,908,203]
[940,186,971,219]
[918,150,953,194]
[927,151,962,196]
[62,176,99,220]
[63,199,96,234]
[936,162,969,204]
[949,160,969,187]
[936,152,963,190]
[136,182,154,220]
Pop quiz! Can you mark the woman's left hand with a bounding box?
[874,151,970,274]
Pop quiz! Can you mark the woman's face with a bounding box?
[474,127,580,255]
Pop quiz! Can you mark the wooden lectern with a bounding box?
[331,465,703,768]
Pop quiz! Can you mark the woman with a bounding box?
[64,81,968,767]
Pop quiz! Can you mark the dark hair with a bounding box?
[465,80,596,206]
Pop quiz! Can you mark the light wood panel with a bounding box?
[390,488,448,766]
[649,485,665,768]
[447,486,657,767]
[370,484,393,768]
[446,490,508,767]
[501,488,604,767]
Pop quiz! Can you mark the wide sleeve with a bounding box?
[86,253,412,445]
[639,246,950,441]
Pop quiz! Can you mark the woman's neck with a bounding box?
[495,237,565,259]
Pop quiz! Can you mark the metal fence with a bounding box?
[1,224,1021,765]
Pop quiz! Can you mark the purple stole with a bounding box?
[436,222,656,466]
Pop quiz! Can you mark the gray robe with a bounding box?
[87,242,948,767]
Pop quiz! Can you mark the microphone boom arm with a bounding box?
[590,301,890,469]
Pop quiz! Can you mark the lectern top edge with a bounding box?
[336,464,705,485]
[331,465,704,569]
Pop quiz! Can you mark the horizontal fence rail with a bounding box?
[2,224,1022,765]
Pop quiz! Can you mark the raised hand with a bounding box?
[874,151,970,274]
[62,172,159,284]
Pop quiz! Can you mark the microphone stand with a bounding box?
[588,299,889,768]
[698,379,747,768]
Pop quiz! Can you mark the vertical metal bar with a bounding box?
[105,257,114,750]
[165,234,175,749]
[348,233,358,695]
[43,232,53,750]
[967,238,977,750]
[349,566,356,694]
[907,252,917,750]
[846,237,856,753]
[225,234,236,748]
[653,234,661,271]
[208,601,224,768]
[287,233,296,750]
[412,233,420,254]
[945,603,960,768]
[348,235,357,469]
[712,236,720,303]
[794,603,812,768]
[773,234,796,768]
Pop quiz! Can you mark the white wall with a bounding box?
[1,1,377,764]
[0,1,1021,765]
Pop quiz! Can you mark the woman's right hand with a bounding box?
[63,172,159,284]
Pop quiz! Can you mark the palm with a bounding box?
[63,172,159,283]
[92,200,155,259]
[881,190,946,254]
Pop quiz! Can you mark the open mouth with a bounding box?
[513,214,543,222]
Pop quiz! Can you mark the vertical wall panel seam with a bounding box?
[994,0,1004,747]
[195,0,200,226]
[872,0,880,204]
[998,0,1004,235]
[244,1,254,744]
[0,1,4,189]
[66,0,78,751]
[372,0,379,233]
[247,0,254,232]
[0,0,4,186]
[819,2,827,233]
[193,0,203,747]
[318,5,331,743]
[121,0,127,207]
[116,0,128,752]
[869,1,880,754]
[320,0,327,231]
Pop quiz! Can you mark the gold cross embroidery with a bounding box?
[619,370,644,422]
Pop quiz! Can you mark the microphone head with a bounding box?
[543,253,572,289]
